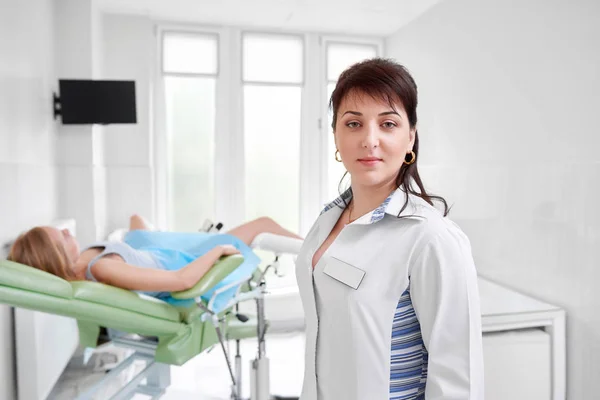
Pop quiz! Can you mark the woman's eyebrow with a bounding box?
[341,110,402,118]
[379,111,401,118]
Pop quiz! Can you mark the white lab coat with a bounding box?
[295,188,484,400]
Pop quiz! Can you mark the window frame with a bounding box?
[241,31,306,86]
[161,30,220,76]
[153,25,383,235]
[154,26,226,231]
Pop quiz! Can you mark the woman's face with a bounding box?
[334,90,416,191]
[45,227,80,263]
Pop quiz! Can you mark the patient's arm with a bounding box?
[90,245,238,292]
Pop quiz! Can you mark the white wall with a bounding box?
[102,13,156,233]
[386,0,600,398]
[0,0,58,398]
[55,0,107,246]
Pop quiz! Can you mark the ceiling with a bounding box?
[97,0,444,36]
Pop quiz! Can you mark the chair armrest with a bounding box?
[251,233,303,255]
[170,254,244,300]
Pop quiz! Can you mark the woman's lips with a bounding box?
[358,157,382,166]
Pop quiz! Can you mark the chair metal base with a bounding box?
[76,337,170,400]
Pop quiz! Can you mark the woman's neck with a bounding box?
[72,257,88,280]
[349,181,398,221]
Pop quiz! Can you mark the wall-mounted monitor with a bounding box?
[54,79,137,125]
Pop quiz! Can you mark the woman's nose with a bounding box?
[361,123,379,149]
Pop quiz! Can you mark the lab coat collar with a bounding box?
[320,186,431,225]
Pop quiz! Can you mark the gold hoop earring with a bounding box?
[404,151,416,165]
[335,150,342,162]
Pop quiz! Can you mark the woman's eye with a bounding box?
[382,121,397,129]
[346,121,360,128]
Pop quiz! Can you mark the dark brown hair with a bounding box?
[7,227,77,280]
[330,57,449,216]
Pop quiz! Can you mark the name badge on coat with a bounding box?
[322,257,366,290]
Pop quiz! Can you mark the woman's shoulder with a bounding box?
[80,242,106,256]
[393,193,471,251]
[80,241,140,261]
[82,240,129,252]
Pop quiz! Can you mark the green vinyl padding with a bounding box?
[0,254,258,366]
[171,254,244,299]
[0,259,73,298]
[71,281,181,322]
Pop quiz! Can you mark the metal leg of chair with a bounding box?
[250,357,270,400]
[256,291,267,360]
[109,357,159,400]
[215,323,240,400]
[251,289,271,400]
[144,362,170,395]
[235,339,243,400]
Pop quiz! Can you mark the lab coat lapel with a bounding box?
[298,205,344,278]
[314,205,345,249]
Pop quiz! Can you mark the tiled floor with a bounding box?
[48,332,305,400]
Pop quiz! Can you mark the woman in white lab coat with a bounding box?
[295,58,484,400]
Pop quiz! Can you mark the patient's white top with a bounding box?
[295,188,484,400]
[83,241,167,298]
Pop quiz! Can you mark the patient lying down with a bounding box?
[7,215,302,297]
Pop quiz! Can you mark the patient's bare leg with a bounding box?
[226,217,302,246]
[128,214,152,231]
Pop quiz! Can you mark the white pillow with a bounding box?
[106,228,128,242]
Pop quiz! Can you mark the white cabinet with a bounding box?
[480,277,566,400]
[483,329,551,400]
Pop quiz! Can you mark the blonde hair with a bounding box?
[7,227,76,281]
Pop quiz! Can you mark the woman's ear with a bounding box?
[409,127,416,147]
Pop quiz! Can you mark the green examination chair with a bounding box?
[0,255,268,400]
